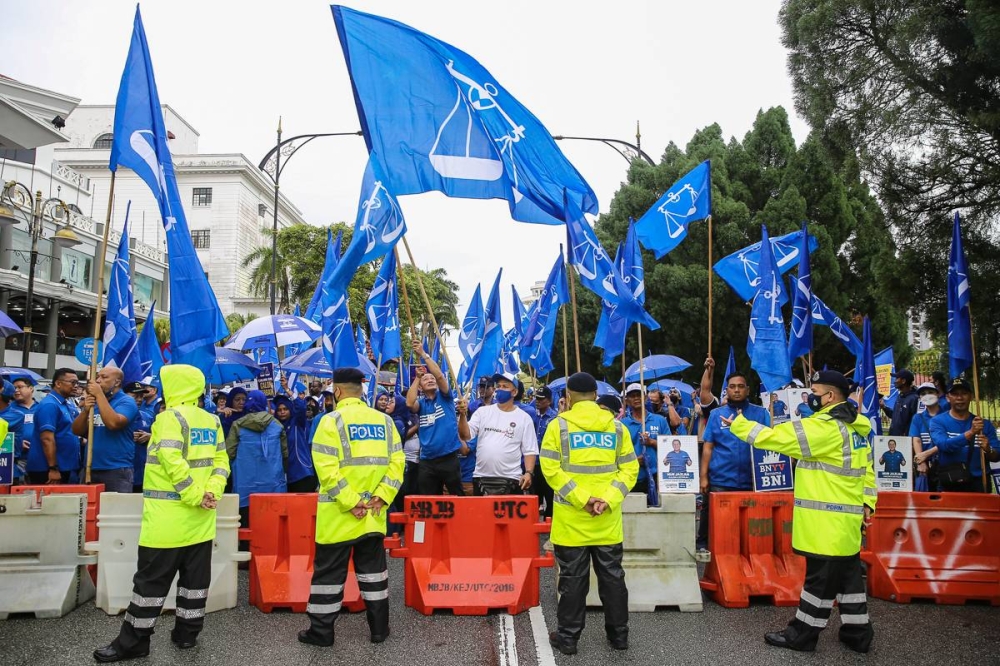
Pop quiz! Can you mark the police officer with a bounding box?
[727,370,877,653]
[94,364,231,663]
[539,372,639,656]
[299,367,405,648]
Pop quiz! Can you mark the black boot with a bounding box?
[93,643,150,663]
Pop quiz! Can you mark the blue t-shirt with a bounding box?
[930,411,1000,478]
[908,409,941,461]
[796,402,814,418]
[417,390,460,460]
[12,401,36,457]
[27,393,80,473]
[663,449,692,474]
[772,400,788,417]
[881,449,905,474]
[704,402,771,489]
[621,411,670,482]
[90,390,140,471]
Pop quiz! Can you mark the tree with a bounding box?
[225,312,258,335]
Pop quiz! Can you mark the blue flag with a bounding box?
[324,155,407,299]
[366,252,403,362]
[136,302,163,380]
[500,328,520,374]
[511,285,528,345]
[634,160,711,258]
[477,269,505,378]
[594,243,629,366]
[522,251,569,373]
[860,316,881,436]
[283,304,307,357]
[102,218,142,384]
[304,231,337,324]
[714,228,819,303]
[254,347,279,366]
[565,197,658,330]
[947,212,973,378]
[721,345,736,400]
[457,284,485,367]
[321,285,361,371]
[747,225,792,392]
[110,6,227,372]
[331,6,597,225]
[356,325,370,363]
[787,222,813,362]
[811,293,863,357]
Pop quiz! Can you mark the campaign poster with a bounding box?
[874,435,912,492]
[752,448,794,491]
[763,390,791,424]
[991,460,1000,497]
[658,435,699,494]
[0,432,14,486]
[787,388,813,422]
[256,362,275,396]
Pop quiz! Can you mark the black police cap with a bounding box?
[811,370,851,395]
[566,372,598,393]
[332,367,365,385]
[947,377,973,394]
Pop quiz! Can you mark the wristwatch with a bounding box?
[48,465,59,471]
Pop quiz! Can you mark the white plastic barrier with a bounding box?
[87,492,250,616]
[0,493,97,619]
[587,493,703,612]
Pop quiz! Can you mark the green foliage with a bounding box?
[549,108,910,390]
[225,312,258,335]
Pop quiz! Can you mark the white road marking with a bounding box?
[498,613,519,666]
[529,605,557,666]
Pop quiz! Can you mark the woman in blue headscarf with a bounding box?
[219,386,248,439]
[226,390,287,527]
[272,394,316,492]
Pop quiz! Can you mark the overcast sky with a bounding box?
[2,0,810,371]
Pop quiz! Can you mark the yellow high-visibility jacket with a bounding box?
[539,400,639,547]
[140,365,230,549]
[731,403,877,557]
[312,397,404,545]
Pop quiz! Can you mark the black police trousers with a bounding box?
[305,535,389,642]
[553,544,628,644]
[113,540,213,654]
[783,553,874,652]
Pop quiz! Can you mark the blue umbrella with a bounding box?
[224,314,321,351]
[0,367,43,383]
[648,379,698,408]
[0,310,22,338]
[544,377,619,397]
[283,347,376,378]
[623,354,691,383]
[206,348,261,385]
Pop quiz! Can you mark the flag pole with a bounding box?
[968,304,988,492]
[86,172,117,484]
[800,356,809,386]
[638,325,647,429]
[566,262,582,373]
[400,235,459,392]
[394,246,417,340]
[562,306,570,379]
[707,214,713,359]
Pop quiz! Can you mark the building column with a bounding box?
[46,299,60,376]
[0,224,12,270]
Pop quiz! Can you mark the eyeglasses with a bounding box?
[55,378,77,386]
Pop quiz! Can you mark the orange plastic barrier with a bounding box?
[700,492,805,608]
[386,495,553,615]
[12,484,104,543]
[0,485,9,494]
[241,493,363,613]
[862,492,1000,605]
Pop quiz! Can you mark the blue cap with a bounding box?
[0,380,14,399]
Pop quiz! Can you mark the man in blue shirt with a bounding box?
[930,378,1000,493]
[406,339,467,495]
[697,371,771,549]
[882,369,919,436]
[0,380,25,481]
[124,381,155,493]
[770,393,788,418]
[879,439,906,474]
[621,383,670,502]
[531,386,559,519]
[26,367,81,484]
[795,390,814,418]
[9,377,37,482]
[663,438,693,474]
[72,367,139,493]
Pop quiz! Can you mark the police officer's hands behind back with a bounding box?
[351,500,368,520]
[366,496,386,516]
[584,497,607,517]
[200,492,218,510]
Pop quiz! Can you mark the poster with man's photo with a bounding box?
[874,435,912,492]
[658,435,699,494]
[787,388,815,421]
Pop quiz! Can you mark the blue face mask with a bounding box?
[495,389,513,404]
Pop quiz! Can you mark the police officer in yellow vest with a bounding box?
[540,373,639,656]
[298,367,405,648]
[94,365,230,663]
[728,370,877,654]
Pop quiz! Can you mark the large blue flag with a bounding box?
[511,285,528,345]
[477,269,505,378]
[304,231,337,324]
[521,251,569,373]
[136,302,163,380]
[594,243,629,366]
[331,6,597,225]
[565,197,659,330]
[457,284,485,367]
[860,316,881,436]
[947,212,973,379]
[747,225,792,392]
[366,252,402,362]
[110,6,227,372]
[500,327,520,374]
[787,222,813,362]
[102,218,142,384]
[714,228,819,303]
[811,293,863,357]
[635,160,711,258]
[324,155,407,299]
[283,304,307,357]
[321,285,361,371]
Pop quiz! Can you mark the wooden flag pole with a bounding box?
[967,304,989,493]
[562,306,570,380]
[707,214,713,359]
[400,236,459,392]
[85,172,117,484]
[394,246,417,340]
[566,262,582,373]
[800,356,810,386]
[637,325,647,430]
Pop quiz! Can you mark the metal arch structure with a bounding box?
[551,135,656,167]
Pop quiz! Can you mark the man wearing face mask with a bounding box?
[457,372,538,495]
[72,367,138,493]
[696,371,771,550]
[727,370,877,654]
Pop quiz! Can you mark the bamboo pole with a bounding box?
[707,214,713,359]
[85,172,116,484]
[562,306,570,379]
[400,236,459,391]
[566,262,581,373]
[968,304,989,493]
[394,246,417,339]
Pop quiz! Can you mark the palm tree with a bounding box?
[225,312,259,335]
[242,227,292,313]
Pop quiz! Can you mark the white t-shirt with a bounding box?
[467,404,539,480]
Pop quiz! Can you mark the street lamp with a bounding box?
[257,120,363,315]
[552,123,656,166]
[1,181,81,367]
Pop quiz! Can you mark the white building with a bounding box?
[54,105,308,318]
[907,309,933,352]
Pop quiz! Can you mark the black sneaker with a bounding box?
[370,628,390,644]
[93,644,149,663]
[549,631,578,656]
[297,630,334,647]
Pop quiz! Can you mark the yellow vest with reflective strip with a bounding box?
[539,401,639,547]
[141,406,230,548]
[732,406,876,557]
[312,398,405,545]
